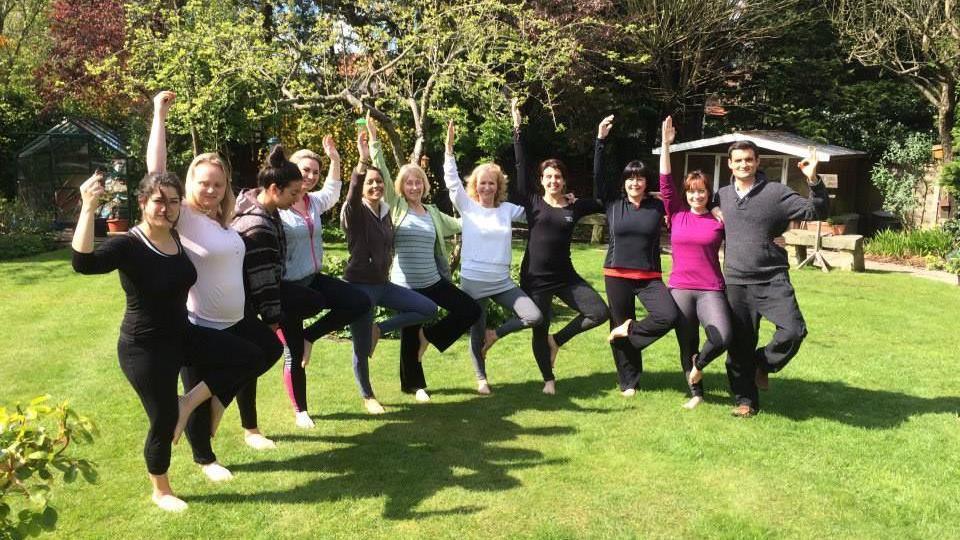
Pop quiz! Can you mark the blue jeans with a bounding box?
[349,282,438,398]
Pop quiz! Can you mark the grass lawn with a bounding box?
[2,243,959,539]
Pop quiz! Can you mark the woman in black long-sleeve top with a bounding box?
[594,115,679,396]
[71,172,260,512]
[511,99,610,395]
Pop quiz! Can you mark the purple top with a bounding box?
[660,173,725,291]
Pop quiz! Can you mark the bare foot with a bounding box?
[369,324,381,358]
[682,396,703,410]
[481,329,498,359]
[302,338,313,369]
[621,388,636,397]
[244,430,277,450]
[200,462,233,482]
[417,328,429,362]
[414,388,431,402]
[548,334,559,368]
[608,319,632,343]
[756,366,769,391]
[477,379,492,395]
[688,364,703,385]
[542,380,556,395]
[294,411,315,429]
[363,398,386,415]
[152,493,188,512]
[209,397,225,438]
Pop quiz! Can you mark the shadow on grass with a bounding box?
[196,373,614,519]
[0,249,78,286]
[637,370,960,428]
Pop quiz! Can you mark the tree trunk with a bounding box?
[937,79,955,163]
[190,124,200,157]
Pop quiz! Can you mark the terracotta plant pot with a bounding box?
[831,224,846,235]
[106,218,129,233]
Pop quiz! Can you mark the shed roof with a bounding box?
[651,130,866,162]
[18,118,130,159]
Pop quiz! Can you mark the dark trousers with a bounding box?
[399,278,482,392]
[604,276,679,391]
[670,288,733,397]
[529,280,609,382]
[725,276,808,409]
[182,314,282,465]
[281,274,370,413]
[120,325,260,475]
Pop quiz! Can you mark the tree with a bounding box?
[275,0,582,167]
[833,0,959,162]
[35,0,130,118]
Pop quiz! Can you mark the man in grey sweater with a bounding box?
[717,141,828,417]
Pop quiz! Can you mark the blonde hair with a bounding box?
[289,149,322,168]
[185,152,234,227]
[395,164,430,200]
[466,162,509,206]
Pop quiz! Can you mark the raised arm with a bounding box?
[593,115,614,204]
[312,134,343,213]
[341,130,371,229]
[71,172,105,256]
[511,98,531,201]
[368,115,398,207]
[147,91,175,174]
[659,116,682,215]
[782,146,829,221]
[443,120,474,213]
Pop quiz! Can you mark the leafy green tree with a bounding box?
[870,132,936,228]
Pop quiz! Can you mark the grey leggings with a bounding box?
[669,288,732,397]
[469,285,543,381]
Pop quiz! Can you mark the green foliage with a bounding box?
[0,199,57,260]
[0,396,97,539]
[939,218,960,246]
[869,133,935,228]
[938,160,960,197]
[925,252,960,275]
[865,228,955,259]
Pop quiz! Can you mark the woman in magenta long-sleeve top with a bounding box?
[658,116,731,409]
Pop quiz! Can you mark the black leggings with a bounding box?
[119,325,260,475]
[182,314,282,465]
[604,276,679,391]
[282,274,370,413]
[528,280,609,382]
[399,278,482,392]
[669,288,732,397]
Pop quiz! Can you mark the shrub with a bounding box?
[939,159,960,197]
[0,199,57,261]
[869,133,935,229]
[865,228,955,259]
[1,396,97,539]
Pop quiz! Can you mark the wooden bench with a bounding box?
[782,229,865,272]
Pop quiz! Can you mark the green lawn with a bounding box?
[2,244,959,539]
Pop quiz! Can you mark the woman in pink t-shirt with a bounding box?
[658,117,731,409]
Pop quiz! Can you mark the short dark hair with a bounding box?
[727,140,759,159]
[539,159,569,182]
[258,145,303,190]
[621,160,653,184]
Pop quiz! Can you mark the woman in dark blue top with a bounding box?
[511,99,610,394]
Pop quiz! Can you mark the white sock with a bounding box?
[295,411,315,429]
[414,389,430,402]
[152,493,188,512]
[244,433,277,450]
[200,462,233,482]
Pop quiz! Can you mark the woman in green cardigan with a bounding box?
[369,118,482,402]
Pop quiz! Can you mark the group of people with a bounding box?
[70,92,827,511]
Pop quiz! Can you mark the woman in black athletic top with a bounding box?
[511,98,610,394]
[72,171,260,512]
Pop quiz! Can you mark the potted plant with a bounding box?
[97,175,130,233]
